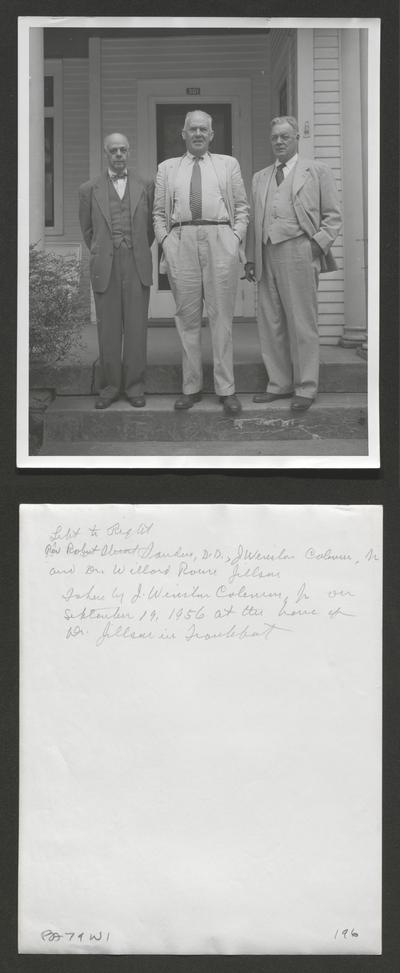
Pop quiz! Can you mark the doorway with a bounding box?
[156,103,233,292]
[137,77,254,320]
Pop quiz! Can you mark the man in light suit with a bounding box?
[245,116,342,412]
[153,110,249,415]
[79,133,154,409]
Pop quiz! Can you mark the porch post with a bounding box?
[339,29,367,347]
[359,28,368,355]
[29,27,44,247]
[88,37,102,322]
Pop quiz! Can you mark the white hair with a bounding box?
[270,116,299,136]
[183,110,213,132]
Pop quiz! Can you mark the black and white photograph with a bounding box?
[18,16,380,468]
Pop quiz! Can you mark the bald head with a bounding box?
[104,133,130,173]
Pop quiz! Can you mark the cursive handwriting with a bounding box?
[38,514,381,650]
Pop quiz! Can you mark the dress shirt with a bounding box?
[108,168,128,200]
[273,152,298,181]
[170,153,230,224]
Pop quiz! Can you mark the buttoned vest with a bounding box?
[263,166,303,245]
[108,181,133,248]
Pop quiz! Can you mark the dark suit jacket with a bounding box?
[79,171,155,292]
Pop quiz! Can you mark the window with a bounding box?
[44,60,63,234]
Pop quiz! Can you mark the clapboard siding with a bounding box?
[101,35,271,173]
[314,29,344,339]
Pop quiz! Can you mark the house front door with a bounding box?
[137,77,255,322]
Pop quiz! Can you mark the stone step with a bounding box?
[32,356,367,397]
[42,393,368,452]
[30,326,367,395]
[40,439,368,457]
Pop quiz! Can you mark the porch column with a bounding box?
[29,27,44,247]
[88,37,102,322]
[359,28,368,356]
[339,29,367,347]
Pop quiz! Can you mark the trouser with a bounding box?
[93,242,150,399]
[163,224,240,396]
[257,235,321,399]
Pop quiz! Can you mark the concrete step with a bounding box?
[41,393,368,453]
[40,439,368,457]
[30,326,367,395]
[31,359,368,396]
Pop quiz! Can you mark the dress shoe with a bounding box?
[174,392,202,411]
[252,391,293,403]
[127,395,146,408]
[291,395,314,413]
[95,395,119,410]
[219,394,242,416]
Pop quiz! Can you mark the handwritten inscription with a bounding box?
[41,929,110,945]
[334,927,359,940]
[40,518,379,650]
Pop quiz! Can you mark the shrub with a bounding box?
[29,244,89,362]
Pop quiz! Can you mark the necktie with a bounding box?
[275,163,285,186]
[190,158,202,220]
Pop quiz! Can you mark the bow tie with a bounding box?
[110,170,128,181]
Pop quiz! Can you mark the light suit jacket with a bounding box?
[79,171,155,292]
[246,158,342,281]
[153,153,249,265]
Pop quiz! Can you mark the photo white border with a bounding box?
[17,16,380,469]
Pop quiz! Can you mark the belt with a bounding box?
[170,220,231,228]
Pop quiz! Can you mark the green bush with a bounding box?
[29,244,89,362]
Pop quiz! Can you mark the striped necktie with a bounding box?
[275,163,285,186]
[190,158,202,220]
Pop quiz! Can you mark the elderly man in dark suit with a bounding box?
[245,116,342,412]
[79,133,154,409]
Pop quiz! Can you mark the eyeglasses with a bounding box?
[271,134,295,143]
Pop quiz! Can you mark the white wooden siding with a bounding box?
[100,34,272,175]
[314,29,344,343]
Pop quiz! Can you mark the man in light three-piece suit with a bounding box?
[245,115,342,412]
[79,133,154,409]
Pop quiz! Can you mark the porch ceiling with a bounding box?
[44,26,270,59]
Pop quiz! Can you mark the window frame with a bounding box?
[44,58,63,235]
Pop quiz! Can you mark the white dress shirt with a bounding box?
[108,168,127,200]
[170,152,230,223]
[274,152,298,180]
